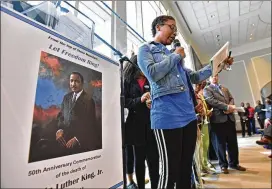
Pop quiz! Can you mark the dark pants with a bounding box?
[248,118,256,134]
[208,123,218,161]
[154,120,197,189]
[210,118,239,169]
[134,141,159,189]
[257,118,265,129]
[241,119,251,137]
[126,145,134,174]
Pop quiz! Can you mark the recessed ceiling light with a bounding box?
[252,23,255,26]
[250,37,252,40]
[250,33,253,36]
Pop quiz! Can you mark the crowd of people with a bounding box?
[238,99,271,137]
[236,98,272,159]
[122,15,271,189]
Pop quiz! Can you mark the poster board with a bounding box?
[210,41,229,76]
[1,6,123,189]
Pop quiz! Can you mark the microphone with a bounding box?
[173,39,181,49]
[171,39,186,60]
[170,39,181,53]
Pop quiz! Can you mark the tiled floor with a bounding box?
[141,134,271,188]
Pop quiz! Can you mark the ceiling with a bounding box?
[170,1,271,63]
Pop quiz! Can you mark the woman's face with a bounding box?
[156,19,177,45]
[201,81,207,89]
[195,84,201,92]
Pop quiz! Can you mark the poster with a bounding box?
[1,6,122,188]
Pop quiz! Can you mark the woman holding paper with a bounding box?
[137,15,234,189]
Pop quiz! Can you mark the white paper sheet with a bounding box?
[236,107,245,112]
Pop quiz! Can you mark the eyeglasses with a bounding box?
[162,24,177,32]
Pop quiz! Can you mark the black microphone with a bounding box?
[173,39,181,49]
[170,39,181,53]
[171,39,186,60]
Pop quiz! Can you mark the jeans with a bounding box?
[248,118,256,134]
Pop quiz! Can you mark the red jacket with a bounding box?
[247,107,255,118]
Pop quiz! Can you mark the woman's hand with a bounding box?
[224,57,234,66]
[146,99,152,109]
[141,92,151,103]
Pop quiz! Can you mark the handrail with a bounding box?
[63,1,95,26]
[9,0,142,58]
[63,1,123,57]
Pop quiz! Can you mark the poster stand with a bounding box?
[1,2,125,187]
[1,1,141,188]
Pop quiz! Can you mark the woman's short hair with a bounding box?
[151,15,175,37]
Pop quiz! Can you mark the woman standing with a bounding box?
[195,81,215,175]
[124,55,159,189]
[192,83,206,189]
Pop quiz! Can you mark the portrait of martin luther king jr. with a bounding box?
[56,71,99,154]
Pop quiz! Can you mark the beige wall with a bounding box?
[251,55,272,97]
[233,48,271,104]
[218,47,271,130]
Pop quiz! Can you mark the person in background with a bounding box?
[204,75,246,174]
[205,81,218,162]
[246,103,256,135]
[192,81,216,188]
[265,98,272,120]
[195,81,215,175]
[238,102,250,137]
[256,118,272,145]
[256,98,272,159]
[124,55,159,189]
[125,145,137,189]
[255,100,266,129]
[192,91,205,188]
[256,98,272,148]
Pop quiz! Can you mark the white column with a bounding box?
[112,1,128,58]
[136,1,144,37]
